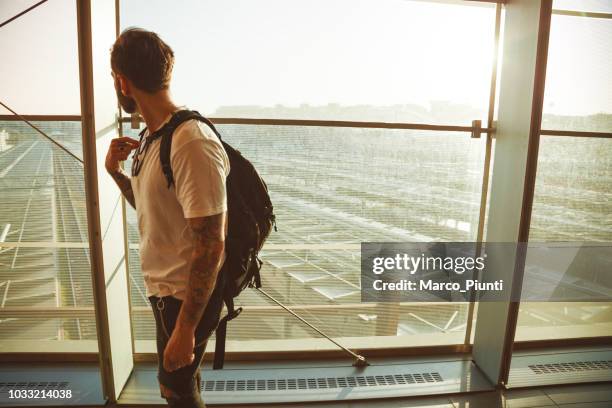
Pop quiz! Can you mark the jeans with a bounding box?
[149,290,223,408]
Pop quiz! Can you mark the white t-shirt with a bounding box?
[131,112,230,300]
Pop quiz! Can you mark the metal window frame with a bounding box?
[75,0,117,400]
[508,0,555,382]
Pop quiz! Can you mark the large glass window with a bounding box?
[0,0,80,115]
[123,122,487,351]
[121,0,495,125]
[516,4,612,341]
[0,120,97,351]
[542,6,612,131]
[554,0,612,14]
[0,1,96,352]
[120,0,498,353]
[517,136,612,341]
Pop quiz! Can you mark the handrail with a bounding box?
[552,9,612,19]
[120,115,493,134]
[0,242,89,248]
[119,115,612,139]
[0,242,363,250]
[207,117,494,133]
[3,114,609,139]
[0,303,462,319]
[540,129,612,139]
[129,116,491,133]
[0,114,81,122]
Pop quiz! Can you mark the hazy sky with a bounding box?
[0,0,79,115]
[0,0,610,118]
[119,0,496,116]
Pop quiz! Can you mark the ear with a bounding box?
[117,74,132,97]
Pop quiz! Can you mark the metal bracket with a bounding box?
[130,113,141,129]
[471,120,483,139]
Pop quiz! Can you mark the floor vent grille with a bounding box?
[0,382,70,390]
[529,360,612,374]
[202,372,443,392]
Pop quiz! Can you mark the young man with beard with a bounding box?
[105,28,230,408]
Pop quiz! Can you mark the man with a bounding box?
[105,28,229,408]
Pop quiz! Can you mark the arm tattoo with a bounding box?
[176,212,227,331]
[109,168,136,209]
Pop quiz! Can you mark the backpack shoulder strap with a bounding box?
[138,126,148,139]
[158,109,209,188]
[193,113,223,141]
[213,296,243,370]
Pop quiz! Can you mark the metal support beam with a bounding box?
[465,2,503,346]
[472,0,552,387]
[76,0,114,402]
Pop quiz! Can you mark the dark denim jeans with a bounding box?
[149,290,223,408]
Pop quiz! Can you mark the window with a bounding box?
[122,122,487,351]
[0,1,96,352]
[554,0,612,14]
[0,120,97,351]
[542,7,612,131]
[119,0,498,352]
[516,5,612,341]
[517,136,612,341]
[0,0,80,115]
[121,0,495,125]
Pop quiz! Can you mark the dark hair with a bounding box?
[111,28,174,93]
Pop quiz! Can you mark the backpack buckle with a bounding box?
[230,307,243,320]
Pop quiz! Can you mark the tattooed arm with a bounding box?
[105,137,140,209]
[163,212,227,372]
[178,212,226,329]
[108,168,136,209]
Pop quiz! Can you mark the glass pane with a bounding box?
[0,120,97,350]
[0,1,80,115]
[554,0,612,13]
[120,0,495,125]
[543,13,612,131]
[517,136,612,340]
[122,122,485,351]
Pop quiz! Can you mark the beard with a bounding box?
[114,77,138,114]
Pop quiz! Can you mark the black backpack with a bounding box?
[142,109,276,369]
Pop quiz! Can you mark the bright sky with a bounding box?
[0,0,79,115]
[0,0,610,118]
[119,0,496,116]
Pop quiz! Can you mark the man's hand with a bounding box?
[105,137,140,173]
[163,327,195,372]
